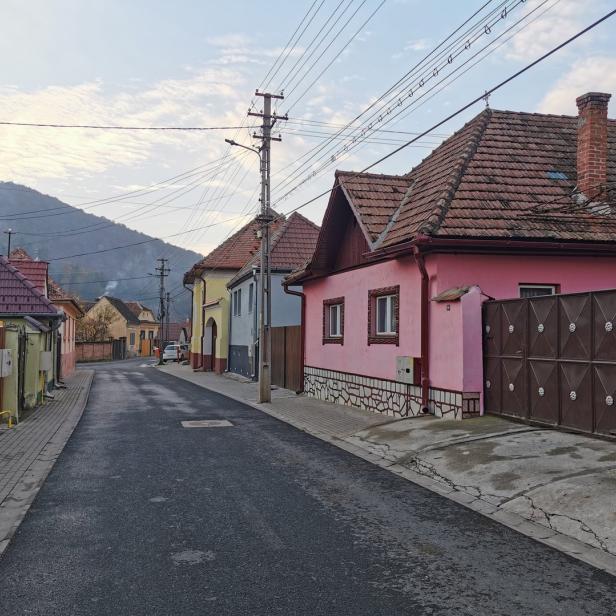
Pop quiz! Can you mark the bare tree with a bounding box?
[76,306,116,342]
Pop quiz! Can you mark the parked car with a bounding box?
[162,343,188,362]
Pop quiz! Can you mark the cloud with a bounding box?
[404,38,430,52]
[206,33,252,48]
[503,0,591,61]
[537,56,616,114]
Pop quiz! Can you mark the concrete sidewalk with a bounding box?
[0,370,93,556]
[159,362,616,576]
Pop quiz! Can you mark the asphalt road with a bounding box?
[1,360,615,615]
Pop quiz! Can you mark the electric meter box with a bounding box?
[39,351,53,372]
[395,356,420,385]
[0,348,13,377]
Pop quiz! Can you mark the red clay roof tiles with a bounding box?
[0,256,59,316]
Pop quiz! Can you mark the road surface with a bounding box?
[1,359,615,615]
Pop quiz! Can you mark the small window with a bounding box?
[129,332,135,346]
[519,284,557,298]
[368,286,400,345]
[248,283,254,313]
[323,297,344,344]
[376,295,397,334]
[329,304,342,337]
[233,289,242,316]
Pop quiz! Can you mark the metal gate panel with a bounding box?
[593,291,616,362]
[484,358,501,414]
[483,302,501,356]
[559,294,591,360]
[593,364,616,436]
[560,362,593,433]
[501,358,527,418]
[501,301,526,357]
[528,296,557,358]
[528,360,559,425]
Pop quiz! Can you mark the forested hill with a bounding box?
[0,182,202,318]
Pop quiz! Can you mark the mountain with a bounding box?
[0,182,202,318]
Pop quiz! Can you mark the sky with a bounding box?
[0,0,615,259]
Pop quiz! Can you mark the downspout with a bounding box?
[200,279,206,369]
[283,281,305,394]
[252,271,258,380]
[227,285,233,373]
[183,281,193,363]
[413,246,430,413]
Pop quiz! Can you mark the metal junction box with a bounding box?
[396,356,420,385]
[0,348,13,377]
[39,351,53,372]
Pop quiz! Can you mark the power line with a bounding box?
[0,121,255,131]
[271,7,616,221]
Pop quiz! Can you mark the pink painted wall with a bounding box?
[304,256,424,381]
[304,251,616,396]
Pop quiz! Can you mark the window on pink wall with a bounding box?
[368,285,399,345]
[323,297,344,344]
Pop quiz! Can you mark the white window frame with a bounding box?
[329,303,342,338]
[376,294,397,335]
[233,289,242,316]
[519,284,557,298]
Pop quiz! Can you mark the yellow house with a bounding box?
[0,256,62,423]
[184,215,278,373]
[85,296,158,357]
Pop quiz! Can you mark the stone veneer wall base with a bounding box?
[304,366,464,420]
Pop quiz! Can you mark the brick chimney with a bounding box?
[576,92,611,199]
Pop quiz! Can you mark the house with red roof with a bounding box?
[9,248,84,379]
[0,256,62,421]
[184,211,284,373]
[226,212,320,379]
[288,92,616,421]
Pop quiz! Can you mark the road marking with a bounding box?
[181,420,233,428]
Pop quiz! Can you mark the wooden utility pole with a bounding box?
[155,258,169,364]
[249,91,286,403]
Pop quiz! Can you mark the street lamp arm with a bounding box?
[224,138,261,158]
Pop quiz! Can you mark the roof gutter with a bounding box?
[370,234,616,260]
[283,281,305,394]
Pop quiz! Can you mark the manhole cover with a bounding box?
[181,420,233,428]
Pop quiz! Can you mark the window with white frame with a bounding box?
[329,303,342,337]
[248,282,254,313]
[233,288,242,316]
[376,294,397,334]
[323,297,344,344]
[519,284,557,298]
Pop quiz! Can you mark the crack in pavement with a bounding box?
[519,494,613,555]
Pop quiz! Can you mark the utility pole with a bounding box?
[155,258,169,365]
[165,291,171,348]
[3,229,14,256]
[249,91,286,403]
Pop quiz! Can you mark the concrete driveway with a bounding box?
[348,416,616,555]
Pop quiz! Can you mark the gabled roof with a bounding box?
[0,256,59,316]
[8,248,48,295]
[125,301,155,320]
[99,296,141,325]
[289,105,616,283]
[184,211,284,283]
[227,212,320,287]
[47,277,84,315]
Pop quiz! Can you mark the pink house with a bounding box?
[288,92,616,420]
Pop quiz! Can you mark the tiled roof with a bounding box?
[320,108,616,252]
[8,248,48,295]
[102,296,141,325]
[0,256,59,316]
[184,211,284,283]
[166,321,190,342]
[227,212,320,287]
[125,301,154,319]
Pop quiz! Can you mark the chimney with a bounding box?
[576,92,611,199]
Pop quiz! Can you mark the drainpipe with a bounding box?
[183,282,193,363]
[252,270,258,380]
[227,285,233,373]
[413,246,430,413]
[200,278,206,370]
[283,281,305,394]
